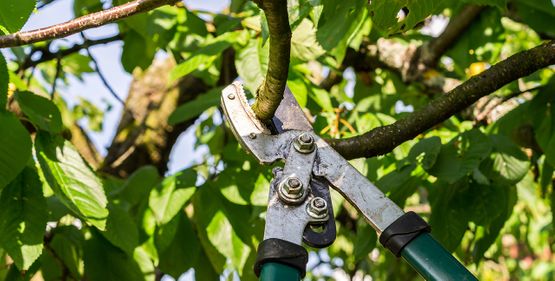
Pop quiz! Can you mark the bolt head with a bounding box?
[284,177,302,195]
[294,133,315,153]
[248,132,257,139]
[227,93,235,100]
[308,197,328,218]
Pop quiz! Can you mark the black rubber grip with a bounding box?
[379,211,431,257]
[254,238,308,277]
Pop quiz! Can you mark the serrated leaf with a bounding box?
[156,213,200,278]
[291,19,324,61]
[235,37,269,94]
[429,180,470,251]
[0,167,47,270]
[408,137,441,170]
[168,87,223,125]
[15,91,63,133]
[116,165,159,205]
[480,135,529,185]
[35,133,109,230]
[427,129,492,183]
[43,226,84,280]
[121,30,156,73]
[101,204,139,254]
[83,232,144,281]
[0,52,7,109]
[0,0,35,34]
[0,112,32,190]
[169,33,238,82]
[206,211,251,273]
[149,169,197,224]
[354,220,377,262]
[317,0,367,61]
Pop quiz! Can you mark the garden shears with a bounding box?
[221,82,478,281]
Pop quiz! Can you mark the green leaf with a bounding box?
[35,133,109,230]
[62,53,94,81]
[73,0,103,17]
[101,204,139,254]
[156,213,201,278]
[317,0,367,61]
[42,226,84,280]
[15,91,63,133]
[235,37,269,94]
[117,165,160,206]
[168,87,223,125]
[0,0,35,34]
[0,167,47,270]
[427,129,492,183]
[429,180,471,251]
[0,52,7,109]
[121,30,156,73]
[369,0,505,35]
[513,0,555,36]
[148,169,197,224]
[206,211,251,273]
[169,32,241,82]
[353,220,377,262]
[83,231,144,281]
[472,185,516,262]
[0,112,32,190]
[480,135,529,185]
[408,137,441,170]
[291,19,324,61]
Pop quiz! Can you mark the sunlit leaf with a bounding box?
[0,167,47,270]
[35,133,109,230]
[0,112,32,190]
[15,91,63,133]
[149,169,197,224]
[168,87,223,125]
[0,0,35,34]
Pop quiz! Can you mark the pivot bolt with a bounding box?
[294,133,315,154]
[278,176,306,204]
[307,197,328,220]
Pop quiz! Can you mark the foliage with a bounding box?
[0,0,554,280]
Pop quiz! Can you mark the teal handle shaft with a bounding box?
[259,262,301,281]
[401,233,478,281]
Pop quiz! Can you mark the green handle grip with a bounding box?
[401,233,478,281]
[259,262,301,281]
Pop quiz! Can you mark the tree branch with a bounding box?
[0,0,177,48]
[251,0,291,122]
[418,5,484,68]
[19,34,123,70]
[328,41,555,160]
[81,34,125,105]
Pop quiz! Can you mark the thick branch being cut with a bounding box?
[0,0,177,48]
[329,41,555,160]
[251,0,291,122]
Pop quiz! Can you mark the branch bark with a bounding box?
[251,0,291,122]
[329,41,555,160]
[0,0,177,48]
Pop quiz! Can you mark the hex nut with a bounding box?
[307,197,328,220]
[293,133,315,154]
[278,176,306,204]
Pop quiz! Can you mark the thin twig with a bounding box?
[81,34,125,105]
[50,57,62,99]
[18,34,123,71]
[0,0,178,48]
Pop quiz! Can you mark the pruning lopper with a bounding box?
[221,82,478,281]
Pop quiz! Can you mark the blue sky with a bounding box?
[23,0,229,174]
